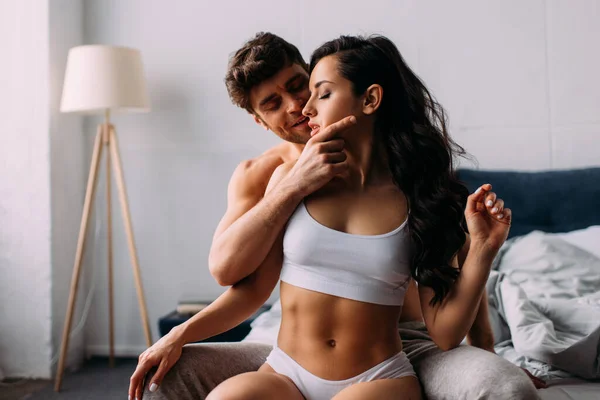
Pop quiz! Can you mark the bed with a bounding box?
[243,167,600,399]
[456,168,600,399]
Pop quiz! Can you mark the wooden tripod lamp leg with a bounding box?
[104,125,115,368]
[54,126,105,392]
[108,127,153,347]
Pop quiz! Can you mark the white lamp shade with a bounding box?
[60,45,150,114]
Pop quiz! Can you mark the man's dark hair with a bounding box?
[225,32,307,113]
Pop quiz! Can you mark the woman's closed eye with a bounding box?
[319,92,331,100]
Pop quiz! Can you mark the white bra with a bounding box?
[280,202,412,306]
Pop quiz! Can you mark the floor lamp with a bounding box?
[55,45,153,392]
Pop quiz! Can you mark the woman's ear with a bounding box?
[362,84,383,115]
[253,114,270,131]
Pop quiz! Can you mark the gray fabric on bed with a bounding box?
[487,231,600,380]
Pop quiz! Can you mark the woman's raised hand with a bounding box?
[465,183,512,253]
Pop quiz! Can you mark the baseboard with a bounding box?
[85,344,147,358]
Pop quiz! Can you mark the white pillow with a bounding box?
[552,225,600,259]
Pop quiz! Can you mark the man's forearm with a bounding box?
[432,242,496,349]
[466,288,495,351]
[209,182,301,286]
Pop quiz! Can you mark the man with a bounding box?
[139,32,543,399]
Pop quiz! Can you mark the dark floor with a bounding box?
[0,357,137,400]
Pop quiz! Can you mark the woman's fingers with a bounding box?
[484,191,497,209]
[147,359,171,394]
[498,208,511,224]
[466,183,492,214]
[135,378,144,400]
[489,198,504,215]
[129,361,148,400]
[466,184,511,225]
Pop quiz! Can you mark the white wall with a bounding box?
[49,0,87,377]
[76,0,599,356]
[0,1,52,379]
[0,0,86,379]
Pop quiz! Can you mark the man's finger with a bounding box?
[310,115,356,142]
[323,152,347,164]
[329,161,350,176]
[318,139,345,153]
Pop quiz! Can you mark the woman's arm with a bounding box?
[418,244,495,351]
[466,292,495,351]
[457,233,495,351]
[175,233,284,345]
[128,234,284,399]
[419,183,510,351]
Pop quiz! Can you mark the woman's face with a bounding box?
[302,56,365,136]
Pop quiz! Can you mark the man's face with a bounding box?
[249,63,312,144]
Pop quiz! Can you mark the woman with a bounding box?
[130,35,511,400]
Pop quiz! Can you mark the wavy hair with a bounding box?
[309,35,472,305]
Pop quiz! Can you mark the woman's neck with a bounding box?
[343,129,390,189]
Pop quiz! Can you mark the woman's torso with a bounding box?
[277,182,412,380]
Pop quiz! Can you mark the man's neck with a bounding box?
[281,142,305,163]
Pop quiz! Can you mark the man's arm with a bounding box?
[208,117,355,286]
[180,159,302,341]
[208,157,301,286]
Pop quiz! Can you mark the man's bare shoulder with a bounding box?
[270,159,296,178]
[265,159,297,195]
[230,145,289,197]
[238,149,286,178]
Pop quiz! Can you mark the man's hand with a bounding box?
[522,368,548,389]
[283,116,356,197]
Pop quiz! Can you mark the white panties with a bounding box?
[265,345,416,400]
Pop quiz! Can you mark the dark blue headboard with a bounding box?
[456,168,600,238]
